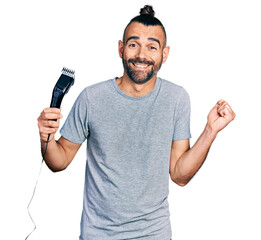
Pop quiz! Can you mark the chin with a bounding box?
[128,69,155,84]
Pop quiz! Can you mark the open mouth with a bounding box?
[128,58,154,69]
[132,62,150,69]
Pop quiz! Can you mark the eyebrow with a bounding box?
[125,36,161,48]
[148,38,161,48]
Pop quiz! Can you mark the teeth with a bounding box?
[134,63,148,68]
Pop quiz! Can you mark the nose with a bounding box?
[135,45,147,60]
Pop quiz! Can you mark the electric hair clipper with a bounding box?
[25,67,75,240]
[50,67,75,109]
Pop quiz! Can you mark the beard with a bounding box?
[122,55,163,84]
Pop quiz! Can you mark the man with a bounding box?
[37,5,235,240]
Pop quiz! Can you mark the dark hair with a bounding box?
[123,5,167,46]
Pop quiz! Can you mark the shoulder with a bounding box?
[76,79,113,102]
[83,79,113,97]
[159,78,190,100]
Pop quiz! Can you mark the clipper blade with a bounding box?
[62,67,75,78]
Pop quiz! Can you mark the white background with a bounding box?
[1,0,260,239]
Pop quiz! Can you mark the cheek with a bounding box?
[123,47,136,59]
[153,53,163,65]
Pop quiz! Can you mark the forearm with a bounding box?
[174,124,217,186]
[171,99,235,186]
[41,138,68,172]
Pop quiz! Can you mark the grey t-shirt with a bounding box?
[60,77,191,240]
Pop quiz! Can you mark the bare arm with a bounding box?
[170,100,236,186]
[169,126,216,186]
[38,108,81,172]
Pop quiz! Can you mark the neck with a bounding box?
[116,73,157,97]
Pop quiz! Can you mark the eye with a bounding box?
[128,43,137,48]
[149,45,157,51]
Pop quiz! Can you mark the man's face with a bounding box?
[119,22,169,84]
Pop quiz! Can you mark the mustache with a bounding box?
[128,58,154,66]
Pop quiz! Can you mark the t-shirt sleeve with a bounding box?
[172,87,191,141]
[60,89,89,144]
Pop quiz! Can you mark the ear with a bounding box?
[118,40,124,59]
[162,46,170,64]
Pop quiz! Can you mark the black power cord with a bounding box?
[25,134,50,239]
